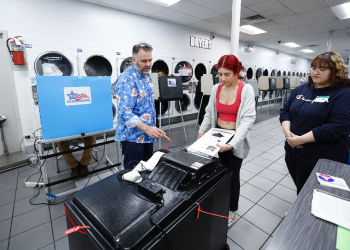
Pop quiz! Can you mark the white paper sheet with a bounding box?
[187,128,235,158]
[311,189,350,230]
[316,173,350,191]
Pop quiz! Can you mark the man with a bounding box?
[57,136,94,177]
[114,42,165,170]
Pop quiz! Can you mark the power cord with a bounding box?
[150,210,174,250]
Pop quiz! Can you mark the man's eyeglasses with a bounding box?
[309,67,329,73]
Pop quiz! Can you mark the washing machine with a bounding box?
[244,64,255,80]
[172,60,193,117]
[192,62,207,112]
[270,69,277,77]
[282,70,287,77]
[277,70,281,76]
[26,42,78,136]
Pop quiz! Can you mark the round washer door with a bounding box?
[84,55,112,76]
[211,64,218,77]
[247,68,253,79]
[195,63,207,81]
[256,68,263,80]
[263,69,269,76]
[155,100,169,116]
[175,93,191,112]
[174,61,193,83]
[292,72,295,76]
[277,70,281,76]
[271,70,277,76]
[151,60,169,76]
[283,71,286,76]
[120,57,133,73]
[34,51,74,76]
[288,71,291,76]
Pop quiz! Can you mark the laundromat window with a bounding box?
[247,68,253,80]
[34,52,74,76]
[152,60,169,76]
[263,69,268,76]
[195,63,207,81]
[174,61,193,83]
[84,55,112,76]
[256,68,263,79]
[277,70,281,76]
[120,57,133,73]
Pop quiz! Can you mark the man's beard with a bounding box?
[135,60,150,75]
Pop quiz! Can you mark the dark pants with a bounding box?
[285,152,318,195]
[218,150,243,211]
[120,141,153,170]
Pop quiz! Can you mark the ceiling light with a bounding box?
[143,0,181,7]
[330,2,350,20]
[300,49,315,53]
[283,42,301,48]
[240,25,266,35]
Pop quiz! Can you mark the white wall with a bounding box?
[0,0,310,149]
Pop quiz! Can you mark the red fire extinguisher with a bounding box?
[6,36,25,65]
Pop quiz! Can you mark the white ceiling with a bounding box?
[81,0,350,62]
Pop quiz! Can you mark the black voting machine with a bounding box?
[64,147,231,250]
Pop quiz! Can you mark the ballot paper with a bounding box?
[122,169,142,183]
[311,189,350,230]
[134,151,165,172]
[187,128,235,158]
[316,173,350,191]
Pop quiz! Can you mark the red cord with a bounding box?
[63,204,89,235]
[195,203,240,220]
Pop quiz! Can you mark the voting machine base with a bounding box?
[64,163,231,250]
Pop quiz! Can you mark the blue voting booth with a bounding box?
[36,76,113,140]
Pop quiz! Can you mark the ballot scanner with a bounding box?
[64,147,231,250]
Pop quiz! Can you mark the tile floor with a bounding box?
[0,104,297,250]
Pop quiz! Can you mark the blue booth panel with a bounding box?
[36,76,113,140]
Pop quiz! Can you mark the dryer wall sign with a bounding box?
[190,36,212,50]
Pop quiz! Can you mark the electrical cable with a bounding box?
[150,211,174,250]
[30,141,109,206]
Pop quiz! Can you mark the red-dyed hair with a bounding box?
[215,55,244,76]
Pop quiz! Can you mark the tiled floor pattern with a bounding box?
[0,104,297,250]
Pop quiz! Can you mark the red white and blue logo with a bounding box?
[64,87,92,106]
[318,174,334,182]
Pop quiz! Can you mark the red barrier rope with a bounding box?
[63,204,90,235]
[195,203,240,220]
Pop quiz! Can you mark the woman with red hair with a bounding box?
[198,54,256,228]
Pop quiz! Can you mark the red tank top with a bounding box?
[216,81,243,122]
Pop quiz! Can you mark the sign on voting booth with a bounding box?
[36,76,113,140]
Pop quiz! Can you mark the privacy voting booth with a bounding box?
[36,76,113,140]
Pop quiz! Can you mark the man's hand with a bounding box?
[146,126,166,139]
[216,143,233,153]
[286,132,303,149]
[197,133,204,140]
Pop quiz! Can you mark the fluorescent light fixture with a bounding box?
[143,0,181,7]
[330,2,350,20]
[283,42,301,48]
[240,25,266,35]
[300,49,315,53]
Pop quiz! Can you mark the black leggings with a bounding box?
[216,124,243,211]
[284,152,318,195]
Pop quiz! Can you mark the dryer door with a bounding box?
[175,93,191,113]
[84,55,112,76]
[174,61,193,83]
[151,60,169,76]
[120,57,133,73]
[34,51,74,76]
[195,63,207,81]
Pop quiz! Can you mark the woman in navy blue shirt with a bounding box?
[280,52,350,194]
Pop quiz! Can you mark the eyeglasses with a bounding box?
[309,67,329,73]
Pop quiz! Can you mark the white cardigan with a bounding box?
[198,82,256,159]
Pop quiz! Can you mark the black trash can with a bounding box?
[64,165,231,250]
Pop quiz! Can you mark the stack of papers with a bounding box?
[311,189,350,230]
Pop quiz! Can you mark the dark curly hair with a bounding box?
[308,51,350,88]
